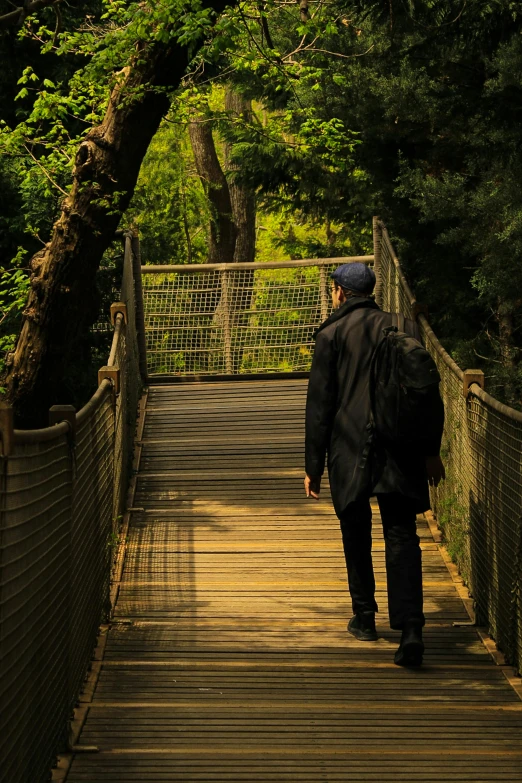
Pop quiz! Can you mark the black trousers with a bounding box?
[338,493,425,630]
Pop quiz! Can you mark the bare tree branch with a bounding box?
[408,0,468,30]
[291,43,375,60]
[23,143,69,196]
[0,0,62,29]
[257,0,275,49]
[51,0,62,44]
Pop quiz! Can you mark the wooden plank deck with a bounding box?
[68,379,522,782]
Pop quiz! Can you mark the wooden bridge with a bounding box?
[1,222,522,783]
[65,378,522,782]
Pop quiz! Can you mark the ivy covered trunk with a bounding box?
[224,88,256,265]
[224,87,256,371]
[5,2,231,427]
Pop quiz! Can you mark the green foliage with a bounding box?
[437,492,471,584]
[0,248,31,381]
[201,0,522,406]
[126,117,210,265]
[257,209,370,260]
[221,108,362,222]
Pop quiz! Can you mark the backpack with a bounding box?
[369,313,441,446]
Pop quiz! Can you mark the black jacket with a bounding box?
[305,297,444,516]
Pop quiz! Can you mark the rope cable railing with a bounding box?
[373,218,522,675]
[0,232,142,783]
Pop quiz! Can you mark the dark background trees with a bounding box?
[1,0,522,421]
[214,0,522,405]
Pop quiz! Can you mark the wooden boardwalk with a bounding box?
[68,379,522,782]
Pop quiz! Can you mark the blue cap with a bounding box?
[331,262,376,295]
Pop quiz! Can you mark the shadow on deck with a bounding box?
[67,379,522,782]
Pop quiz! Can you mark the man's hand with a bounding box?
[425,456,446,487]
[304,474,321,499]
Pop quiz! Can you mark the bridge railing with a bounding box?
[374,218,522,674]
[140,257,374,378]
[2,222,521,783]
[0,233,142,783]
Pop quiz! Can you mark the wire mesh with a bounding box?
[68,386,114,711]
[0,234,142,783]
[141,260,371,376]
[465,390,522,667]
[377,220,522,674]
[110,237,142,521]
[0,429,71,783]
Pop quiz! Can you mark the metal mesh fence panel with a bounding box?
[68,385,114,710]
[377,219,522,673]
[0,234,143,783]
[141,259,374,377]
[466,391,522,666]
[0,428,72,783]
[419,318,472,580]
[377,224,415,320]
[112,236,142,519]
[110,317,126,527]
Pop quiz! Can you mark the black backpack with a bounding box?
[369,313,442,446]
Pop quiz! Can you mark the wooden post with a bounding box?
[221,269,233,375]
[130,230,149,385]
[110,302,128,326]
[319,266,330,322]
[463,369,485,398]
[412,302,429,322]
[0,402,14,457]
[99,366,121,395]
[372,216,383,308]
[387,254,393,313]
[49,405,77,436]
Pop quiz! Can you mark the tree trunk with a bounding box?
[5,2,232,426]
[187,91,257,374]
[498,306,515,370]
[188,117,237,264]
[224,87,257,371]
[187,111,237,373]
[224,87,256,265]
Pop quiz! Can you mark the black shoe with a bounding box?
[394,624,424,667]
[347,612,378,642]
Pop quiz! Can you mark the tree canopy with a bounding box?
[1,0,522,420]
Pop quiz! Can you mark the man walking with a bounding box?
[304,262,445,667]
